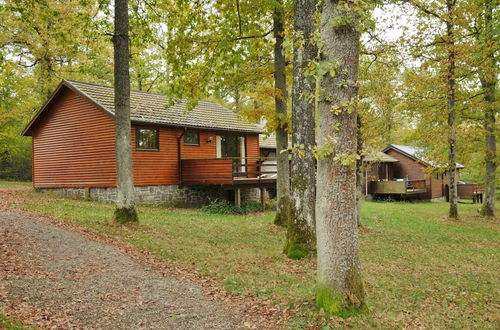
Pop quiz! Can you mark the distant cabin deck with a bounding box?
[372,179,427,195]
[180,157,277,188]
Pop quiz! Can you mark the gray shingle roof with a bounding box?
[259,134,277,149]
[66,80,262,133]
[363,151,399,163]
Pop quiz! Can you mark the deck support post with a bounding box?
[235,188,241,208]
[260,187,266,210]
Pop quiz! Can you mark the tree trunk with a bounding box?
[356,115,363,227]
[113,0,138,223]
[446,0,458,219]
[316,0,365,314]
[479,2,497,217]
[273,0,291,227]
[285,0,317,259]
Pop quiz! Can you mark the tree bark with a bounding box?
[446,0,458,219]
[316,0,365,314]
[285,0,317,259]
[113,0,138,223]
[356,115,363,227]
[273,0,291,227]
[479,2,497,217]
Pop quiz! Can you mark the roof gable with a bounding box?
[23,80,262,136]
[383,144,464,169]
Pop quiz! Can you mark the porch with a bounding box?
[372,179,427,195]
[180,157,277,188]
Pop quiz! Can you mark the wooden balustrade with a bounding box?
[180,157,277,186]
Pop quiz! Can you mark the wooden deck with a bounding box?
[373,180,427,195]
[180,157,277,187]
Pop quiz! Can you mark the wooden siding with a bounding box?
[131,126,180,186]
[181,159,233,185]
[384,148,454,199]
[31,88,261,188]
[32,87,117,188]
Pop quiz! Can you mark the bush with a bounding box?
[243,200,264,213]
[201,199,247,215]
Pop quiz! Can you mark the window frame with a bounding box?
[183,130,200,146]
[135,127,160,152]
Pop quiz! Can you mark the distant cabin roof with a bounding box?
[259,134,277,149]
[363,151,399,163]
[22,80,262,136]
[383,144,464,169]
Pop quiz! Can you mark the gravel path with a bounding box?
[0,208,248,329]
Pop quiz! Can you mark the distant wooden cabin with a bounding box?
[22,80,276,206]
[365,144,464,201]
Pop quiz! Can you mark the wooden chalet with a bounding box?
[22,80,276,206]
[365,144,465,200]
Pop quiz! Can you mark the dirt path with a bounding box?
[0,208,249,329]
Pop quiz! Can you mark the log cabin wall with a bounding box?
[32,87,117,188]
[385,149,434,199]
[31,88,260,188]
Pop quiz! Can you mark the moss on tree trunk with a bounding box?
[316,265,366,316]
[114,206,138,224]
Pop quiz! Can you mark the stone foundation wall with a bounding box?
[240,187,261,204]
[46,185,226,207]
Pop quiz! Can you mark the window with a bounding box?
[184,130,199,146]
[136,127,159,151]
[216,135,245,158]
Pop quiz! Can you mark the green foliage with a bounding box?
[244,200,264,213]
[113,207,139,224]
[201,199,247,215]
[0,140,32,181]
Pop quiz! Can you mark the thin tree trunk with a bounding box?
[446,0,458,219]
[480,77,497,216]
[273,0,291,227]
[480,2,497,217]
[316,0,365,313]
[113,0,138,223]
[285,0,317,259]
[356,115,363,227]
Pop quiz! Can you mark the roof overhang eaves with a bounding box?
[21,80,67,136]
[21,80,115,136]
[130,120,263,134]
[22,79,263,136]
[383,145,431,167]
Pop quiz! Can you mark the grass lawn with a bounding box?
[0,312,26,330]
[0,181,31,187]
[12,188,500,328]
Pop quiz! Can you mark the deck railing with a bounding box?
[180,157,277,185]
[373,179,427,195]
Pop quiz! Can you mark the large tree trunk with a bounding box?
[113,0,138,223]
[285,0,317,259]
[316,0,365,314]
[480,2,497,217]
[446,0,458,219]
[273,0,291,227]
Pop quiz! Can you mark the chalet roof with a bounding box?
[259,135,276,149]
[383,144,464,169]
[22,80,262,136]
[363,151,399,163]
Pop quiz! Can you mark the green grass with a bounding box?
[0,312,26,330]
[0,181,31,187]
[15,190,500,328]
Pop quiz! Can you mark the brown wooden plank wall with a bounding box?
[131,126,180,186]
[32,87,117,188]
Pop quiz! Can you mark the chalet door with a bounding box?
[216,135,246,174]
